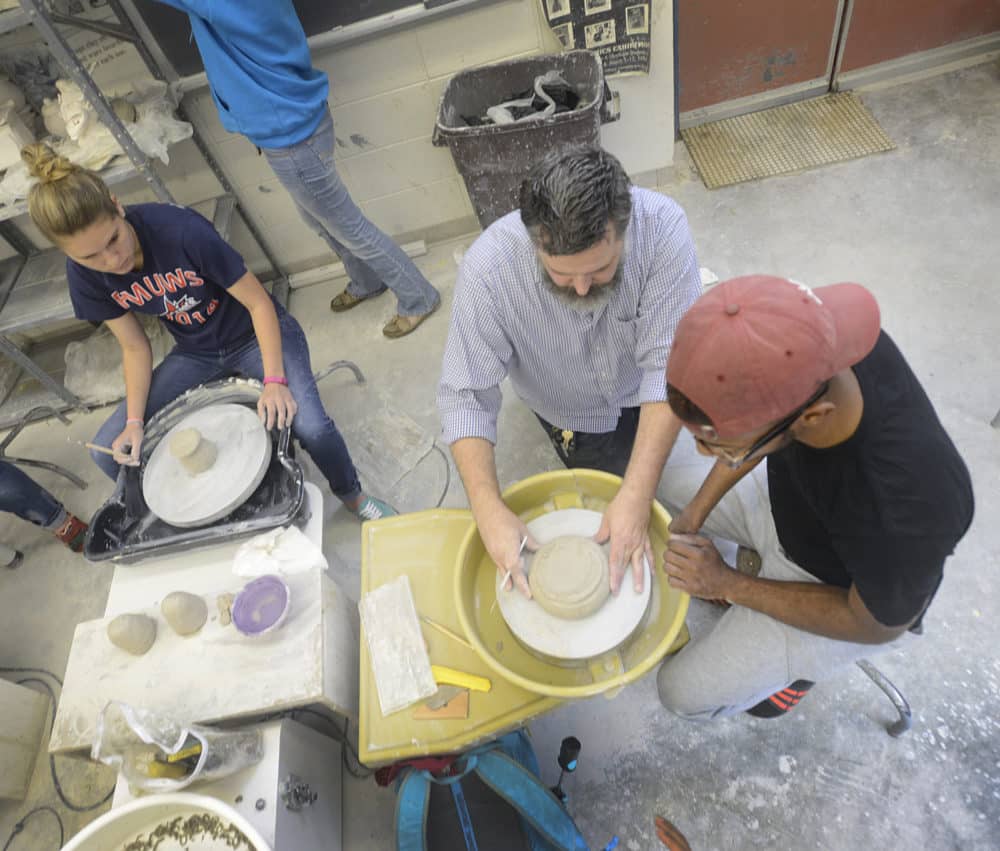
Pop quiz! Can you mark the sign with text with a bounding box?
[541,0,651,77]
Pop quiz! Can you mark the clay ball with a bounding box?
[107,613,157,655]
[161,591,208,636]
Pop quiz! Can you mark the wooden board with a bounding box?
[51,565,359,754]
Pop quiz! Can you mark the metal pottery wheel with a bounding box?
[496,508,652,662]
[142,403,270,528]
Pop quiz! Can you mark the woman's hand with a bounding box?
[111,421,144,466]
[258,382,298,430]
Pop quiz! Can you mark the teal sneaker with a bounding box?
[354,495,398,521]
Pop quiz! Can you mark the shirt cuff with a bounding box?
[440,409,499,446]
[638,368,669,405]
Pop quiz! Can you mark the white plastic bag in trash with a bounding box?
[232,525,328,577]
[92,701,263,794]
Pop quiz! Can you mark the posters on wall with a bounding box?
[541,0,651,77]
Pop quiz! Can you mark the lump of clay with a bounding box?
[528,535,610,620]
[169,427,217,475]
[161,591,208,636]
[107,613,157,655]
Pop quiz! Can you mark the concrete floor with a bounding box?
[1,61,998,849]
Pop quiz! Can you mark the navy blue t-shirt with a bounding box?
[67,203,254,352]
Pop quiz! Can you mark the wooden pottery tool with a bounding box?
[420,615,475,651]
[81,441,116,457]
[491,535,528,614]
[425,684,466,710]
[413,688,470,721]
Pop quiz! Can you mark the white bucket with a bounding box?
[62,792,272,851]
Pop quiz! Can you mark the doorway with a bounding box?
[677,0,1000,128]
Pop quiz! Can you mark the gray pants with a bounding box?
[655,439,906,720]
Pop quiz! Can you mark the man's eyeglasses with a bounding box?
[695,383,830,469]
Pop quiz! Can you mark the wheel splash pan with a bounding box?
[84,377,304,564]
[455,469,689,699]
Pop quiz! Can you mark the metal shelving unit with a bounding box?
[0,0,288,428]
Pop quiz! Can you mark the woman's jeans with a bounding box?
[262,109,439,317]
[0,460,64,528]
[91,308,362,502]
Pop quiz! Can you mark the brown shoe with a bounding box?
[53,513,88,553]
[382,303,438,339]
[331,285,387,312]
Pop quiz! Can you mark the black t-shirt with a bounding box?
[68,203,254,352]
[767,332,974,627]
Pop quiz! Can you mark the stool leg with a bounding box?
[856,659,912,737]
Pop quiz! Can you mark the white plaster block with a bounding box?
[316,31,428,106]
[360,177,473,237]
[339,137,459,202]
[331,83,440,158]
[415,0,542,78]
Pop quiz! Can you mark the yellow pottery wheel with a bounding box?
[455,469,689,699]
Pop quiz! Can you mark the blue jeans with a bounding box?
[91,307,362,502]
[262,109,440,317]
[0,460,64,528]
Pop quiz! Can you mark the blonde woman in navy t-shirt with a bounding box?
[22,144,395,522]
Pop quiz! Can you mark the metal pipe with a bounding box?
[856,659,912,737]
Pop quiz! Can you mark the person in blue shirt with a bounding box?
[0,460,88,568]
[22,143,395,522]
[155,0,441,339]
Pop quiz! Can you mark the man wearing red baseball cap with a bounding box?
[655,275,973,720]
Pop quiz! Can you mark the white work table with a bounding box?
[51,483,360,755]
[102,483,325,617]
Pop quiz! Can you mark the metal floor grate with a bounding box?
[681,92,896,189]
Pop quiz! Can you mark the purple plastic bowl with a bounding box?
[232,575,290,637]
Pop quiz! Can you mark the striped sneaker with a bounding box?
[746,680,815,718]
[353,495,398,522]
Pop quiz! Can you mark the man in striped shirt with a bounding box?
[437,146,701,598]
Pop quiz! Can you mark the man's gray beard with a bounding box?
[538,253,625,314]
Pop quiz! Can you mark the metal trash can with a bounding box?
[433,51,617,230]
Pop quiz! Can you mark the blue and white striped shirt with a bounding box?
[437,188,701,444]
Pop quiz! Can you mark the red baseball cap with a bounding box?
[667,275,881,438]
